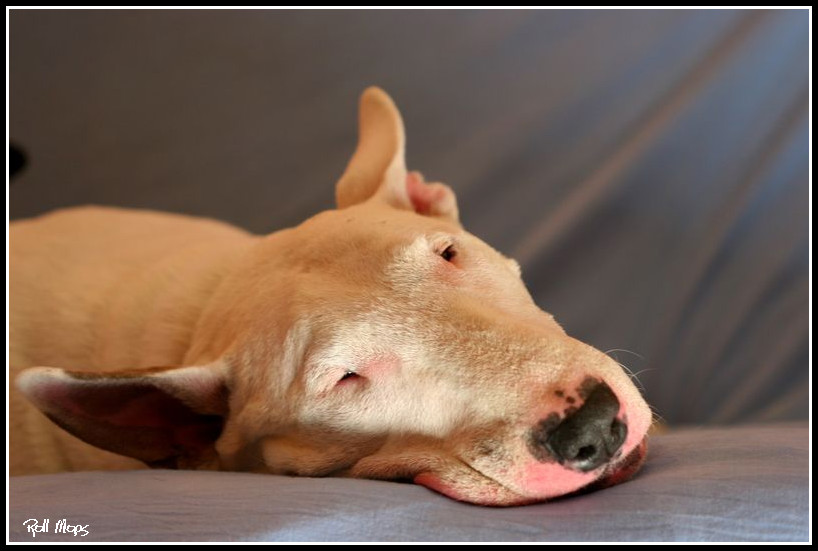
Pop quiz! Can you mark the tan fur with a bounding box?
[10,88,651,504]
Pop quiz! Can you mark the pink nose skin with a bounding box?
[528,379,627,472]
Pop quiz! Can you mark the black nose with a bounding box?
[530,381,627,472]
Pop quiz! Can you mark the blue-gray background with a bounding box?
[9,9,809,425]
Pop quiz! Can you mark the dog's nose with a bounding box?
[531,381,627,472]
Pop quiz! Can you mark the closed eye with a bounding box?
[338,371,360,383]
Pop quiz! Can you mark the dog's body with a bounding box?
[10,206,254,473]
[10,88,651,505]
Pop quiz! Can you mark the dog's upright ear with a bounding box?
[336,87,459,224]
[16,363,229,469]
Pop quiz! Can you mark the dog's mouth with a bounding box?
[590,436,648,490]
[413,436,648,506]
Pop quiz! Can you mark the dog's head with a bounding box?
[17,88,651,505]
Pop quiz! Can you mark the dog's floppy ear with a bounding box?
[335,87,459,224]
[16,363,229,469]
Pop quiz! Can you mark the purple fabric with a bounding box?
[8,423,809,542]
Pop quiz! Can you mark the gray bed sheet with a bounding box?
[8,423,809,542]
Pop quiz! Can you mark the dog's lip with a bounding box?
[412,454,541,506]
[413,466,538,507]
[413,437,648,506]
[590,436,648,490]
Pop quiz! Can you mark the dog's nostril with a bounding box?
[576,445,597,461]
[528,380,628,472]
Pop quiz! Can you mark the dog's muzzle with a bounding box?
[528,381,627,472]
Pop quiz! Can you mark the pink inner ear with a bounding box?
[39,379,207,428]
[27,374,223,464]
[406,171,446,215]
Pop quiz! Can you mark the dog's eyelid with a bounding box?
[338,370,360,383]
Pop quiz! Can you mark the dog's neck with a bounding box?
[96,239,258,371]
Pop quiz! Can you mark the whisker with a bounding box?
[604,348,656,392]
[604,348,646,360]
[611,360,648,391]
[648,402,666,417]
[605,348,662,426]
[630,368,657,379]
[650,408,668,427]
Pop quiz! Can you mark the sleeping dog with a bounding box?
[9,88,651,505]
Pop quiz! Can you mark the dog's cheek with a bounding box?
[260,433,378,477]
[214,418,258,472]
[261,437,338,476]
